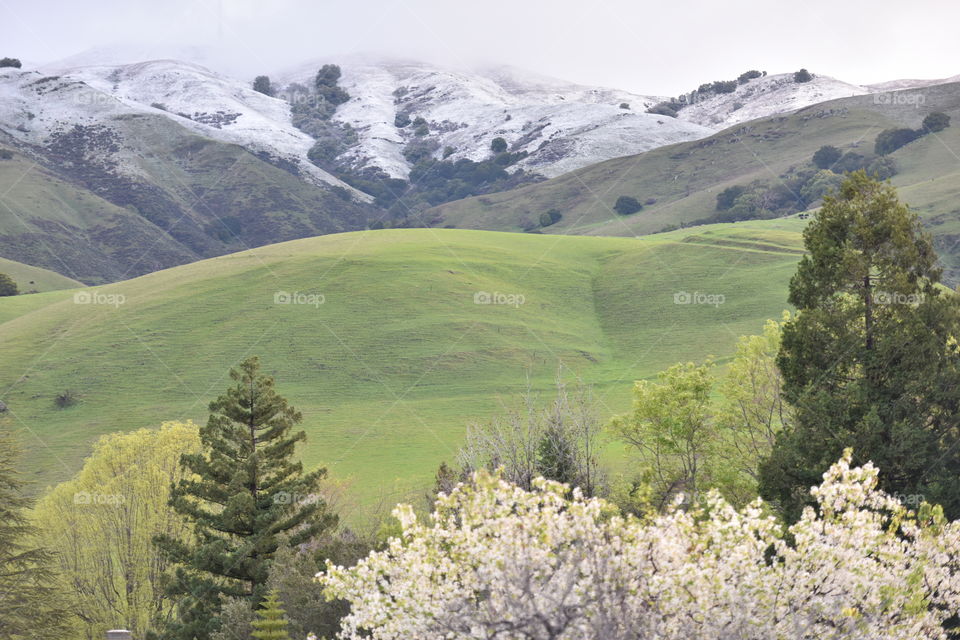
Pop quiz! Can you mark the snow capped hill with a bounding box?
[32,58,354,191]
[277,56,715,178]
[675,73,869,129]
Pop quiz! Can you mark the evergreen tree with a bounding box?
[0,428,73,639]
[154,357,336,640]
[252,75,273,96]
[251,591,290,640]
[759,172,960,521]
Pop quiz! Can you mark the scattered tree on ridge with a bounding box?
[0,272,18,296]
[613,195,642,215]
[252,75,273,96]
[490,137,507,153]
[793,68,813,83]
[0,57,21,68]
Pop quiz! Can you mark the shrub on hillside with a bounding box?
[619,102,630,109]
[922,111,951,133]
[394,112,411,128]
[794,68,813,83]
[0,272,17,296]
[812,145,841,169]
[613,195,642,215]
[252,75,273,96]
[716,185,746,211]
[0,57,21,68]
[0,149,13,160]
[866,155,897,180]
[874,127,921,155]
[737,69,763,84]
[490,137,508,153]
[832,151,868,173]
[540,209,562,227]
[646,103,678,118]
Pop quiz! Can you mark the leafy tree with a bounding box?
[613,195,642,215]
[393,112,411,128]
[922,111,951,133]
[0,272,17,296]
[35,423,201,640]
[154,357,336,640]
[793,68,813,83]
[0,428,73,639]
[715,314,793,505]
[539,209,562,227]
[490,137,507,153]
[619,102,630,109]
[874,127,921,155]
[737,69,762,84]
[759,172,960,521]
[715,185,745,211]
[251,591,289,640]
[314,64,342,88]
[252,76,273,96]
[612,362,716,507]
[812,145,841,169]
[0,57,21,68]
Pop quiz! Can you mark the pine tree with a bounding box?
[0,428,73,638]
[251,590,290,640]
[154,357,337,640]
[759,172,960,521]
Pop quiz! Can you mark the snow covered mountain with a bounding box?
[276,55,715,178]
[674,72,869,129]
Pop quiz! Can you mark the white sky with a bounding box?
[2,0,958,95]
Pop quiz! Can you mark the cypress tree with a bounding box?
[251,590,290,640]
[154,357,336,640]
[0,428,73,638]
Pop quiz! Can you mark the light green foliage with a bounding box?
[251,591,290,640]
[33,422,201,640]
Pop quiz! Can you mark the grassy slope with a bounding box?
[0,256,82,292]
[430,83,960,273]
[0,225,803,508]
[0,114,371,285]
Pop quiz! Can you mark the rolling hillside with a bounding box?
[0,224,803,506]
[0,256,83,293]
[430,83,960,279]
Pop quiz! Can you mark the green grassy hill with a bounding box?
[0,256,83,293]
[430,83,960,276]
[0,225,803,508]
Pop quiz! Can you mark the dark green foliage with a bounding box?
[0,272,17,295]
[832,151,868,173]
[613,195,642,215]
[490,137,508,153]
[812,145,841,169]
[0,57,21,68]
[737,70,763,84]
[0,429,73,639]
[874,127,921,155]
[251,591,289,640]
[394,112,411,128]
[759,172,960,522]
[716,185,746,211]
[922,111,951,133]
[413,123,429,137]
[539,209,562,227]
[402,137,440,164]
[330,185,352,202]
[646,103,678,118]
[314,64,350,106]
[866,156,897,180]
[252,76,273,96]
[442,145,455,159]
[54,389,77,409]
[619,102,630,109]
[154,356,336,640]
[794,68,813,83]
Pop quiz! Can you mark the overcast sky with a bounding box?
[2,0,959,95]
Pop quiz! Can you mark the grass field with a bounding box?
[0,256,82,293]
[0,224,804,512]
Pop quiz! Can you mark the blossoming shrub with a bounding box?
[320,451,960,639]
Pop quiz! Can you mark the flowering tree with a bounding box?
[320,451,960,639]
